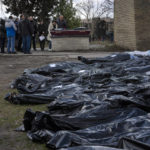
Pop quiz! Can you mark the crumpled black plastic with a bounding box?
[46,114,150,149]
[6,53,150,149]
[118,138,150,150]
[59,146,122,150]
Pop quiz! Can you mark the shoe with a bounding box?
[7,52,11,54]
[12,51,17,54]
[48,49,52,51]
[34,49,37,51]
[27,52,32,54]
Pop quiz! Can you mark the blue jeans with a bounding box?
[23,35,31,53]
[49,40,52,49]
[101,35,105,41]
[7,36,15,53]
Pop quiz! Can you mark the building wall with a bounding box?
[115,0,150,50]
[114,0,137,49]
[135,0,150,50]
[52,37,89,51]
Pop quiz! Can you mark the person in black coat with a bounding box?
[0,18,6,53]
[29,16,37,51]
[17,15,24,52]
[99,20,107,41]
[38,20,47,51]
[14,18,19,51]
[19,15,34,54]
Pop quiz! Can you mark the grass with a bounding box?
[90,40,130,52]
[0,89,49,150]
[104,44,130,52]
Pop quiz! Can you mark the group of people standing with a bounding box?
[0,15,66,54]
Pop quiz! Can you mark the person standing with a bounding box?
[38,20,47,51]
[17,15,24,52]
[99,20,107,41]
[19,15,33,54]
[47,20,57,51]
[14,18,19,51]
[29,16,37,51]
[5,16,17,54]
[0,18,6,53]
[57,15,67,29]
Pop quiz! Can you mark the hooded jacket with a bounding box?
[5,19,17,37]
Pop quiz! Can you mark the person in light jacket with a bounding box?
[5,16,17,54]
[47,20,58,51]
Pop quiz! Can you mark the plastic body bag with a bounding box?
[59,146,122,150]
[5,53,150,149]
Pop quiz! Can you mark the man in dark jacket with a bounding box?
[29,16,37,51]
[14,18,19,51]
[99,20,107,41]
[17,15,24,52]
[19,15,34,54]
[0,18,6,53]
[57,15,67,29]
[38,20,47,51]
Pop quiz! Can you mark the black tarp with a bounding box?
[59,146,122,150]
[5,53,150,149]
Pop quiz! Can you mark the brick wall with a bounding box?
[135,0,150,50]
[114,0,137,50]
[115,0,150,50]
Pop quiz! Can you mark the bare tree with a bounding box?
[76,0,113,20]
[76,0,94,24]
[98,0,113,17]
[70,0,73,7]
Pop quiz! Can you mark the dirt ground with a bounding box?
[0,51,112,150]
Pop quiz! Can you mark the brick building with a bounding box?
[114,0,150,50]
